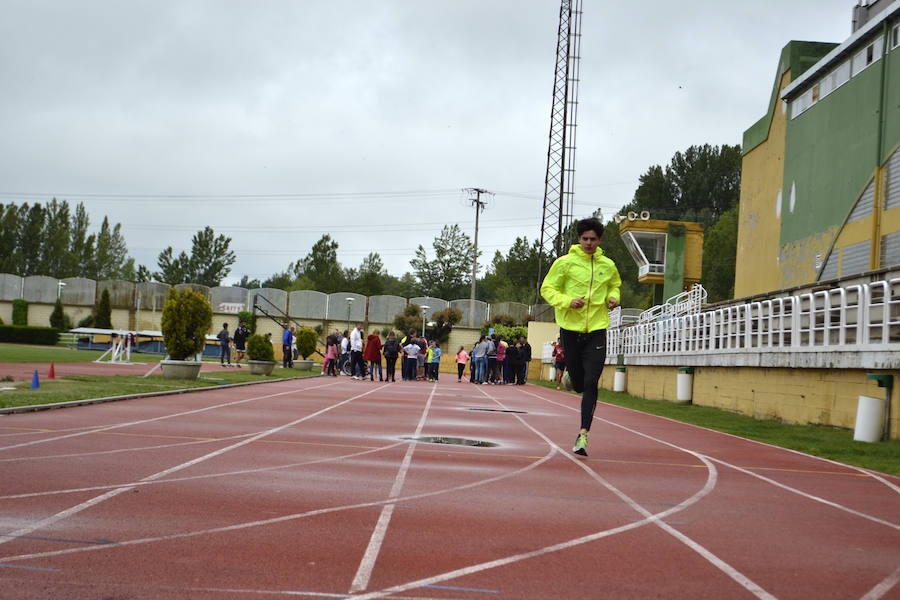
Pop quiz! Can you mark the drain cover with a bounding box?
[402,436,498,448]
[467,407,527,414]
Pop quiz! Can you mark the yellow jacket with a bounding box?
[540,244,622,332]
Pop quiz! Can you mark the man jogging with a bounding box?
[540,217,621,457]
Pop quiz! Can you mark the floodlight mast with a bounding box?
[464,187,490,327]
[536,0,583,303]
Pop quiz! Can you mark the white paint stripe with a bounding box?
[0,379,340,452]
[861,565,900,600]
[704,456,900,531]
[349,384,437,593]
[492,388,776,600]
[0,383,379,547]
[1,447,558,563]
[0,441,408,501]
[591,392,900,494]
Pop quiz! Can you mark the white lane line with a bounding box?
[0,379,340,452]
[349,384,437,593]
[1,447,558,564]
[0,441,408,501]
[590,393,900,494]
[0,383,380,547]
[490,388,775,600]
[861,564,900,600]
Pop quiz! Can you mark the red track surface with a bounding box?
[0,375,898,599]
[0,360,249,383]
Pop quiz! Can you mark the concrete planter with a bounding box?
[160,360,202,380]
[294,359,314,371]
[248,360,276,376]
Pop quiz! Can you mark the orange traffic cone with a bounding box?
[48,363,56,379]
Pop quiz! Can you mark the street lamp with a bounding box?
[346,297,354,332]
[57,281,66,299]
[420,305,429,338]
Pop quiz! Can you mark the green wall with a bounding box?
[781,45,900,244]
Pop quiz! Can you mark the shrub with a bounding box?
[160,288,213,361]
[50,299,66,330]
[296,327,318,359]
[427,307,462,344]
[0,325,59,345]
[12,299,27,326]
[489,313,518,327]
[246,333,274,361]
[77,314,94,328]
[480,323,528,342]
[94,289,112,329]
[393,303,422,336]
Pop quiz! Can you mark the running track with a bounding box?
[0,376,897,599]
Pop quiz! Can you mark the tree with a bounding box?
[410,224,477,299]
[294,234,345,293]
[481,236,547,303]
[701,205,739,303]
[237,275,261,289]
[160,287,213,361]
[39,198,71,278]
[188,226,236,287]
[18,203,44,275]
[155,227,236,286]
[427,307,462,344]
[354,252,386,297]
[91,216,134,280]
[94,289,112,329]
[0,204,21,274]
[393,303,422,336]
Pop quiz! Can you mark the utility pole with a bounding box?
[464,187,490,327]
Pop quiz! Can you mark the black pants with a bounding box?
[350,350,364,377]
[560,329,608,431]
[282,344,291,368]
[457,363,465,380]
[385,356,397,381]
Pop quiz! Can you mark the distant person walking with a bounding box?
[282,325,294,369]
[350,322,365,380]
[232,320,250,368]
[540,217,621,457]
[455,346,469,382]
[217,323,232,367]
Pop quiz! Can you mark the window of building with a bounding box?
[852,37,883,76]
[892,24,899,50]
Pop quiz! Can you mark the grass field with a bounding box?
[533,380,900,476]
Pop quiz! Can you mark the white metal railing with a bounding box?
[638,283,708,324]
[609,278,900,360]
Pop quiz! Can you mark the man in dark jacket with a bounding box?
[232,320,250,368]
[382,332,400,382]
[518,336,532,384]
[217,323,232,367]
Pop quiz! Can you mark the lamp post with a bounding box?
[346,297,354,333]
[420,305,429,338]
[57,281,66,300]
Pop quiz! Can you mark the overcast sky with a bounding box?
[0,0,857,286]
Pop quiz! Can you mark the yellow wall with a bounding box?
[735,70,792,297]
[600,364,900,438]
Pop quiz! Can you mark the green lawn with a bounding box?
[532,380,900,476]
[0,343,109,363]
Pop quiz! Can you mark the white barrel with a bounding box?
[613,367,626,392]
[676,372,693,403]
[854,395,885,443]
[549,366,556,381]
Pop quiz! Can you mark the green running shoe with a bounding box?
[573,432,588,456]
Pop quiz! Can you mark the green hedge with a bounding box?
[0,325,60,345]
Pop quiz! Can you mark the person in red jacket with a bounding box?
[364,329,383,381]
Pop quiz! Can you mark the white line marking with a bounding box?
[0,383,379,547]
[1,448,558,564]
[0,379,340,452]
[861,565,900,600]
[349,384,437,593]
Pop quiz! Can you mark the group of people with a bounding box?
[321,324,445,382]
[456,334,531,385]
[215,320,251,368]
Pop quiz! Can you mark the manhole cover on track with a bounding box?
[401,436,499,448]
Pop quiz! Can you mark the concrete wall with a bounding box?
[289,290,327,320]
